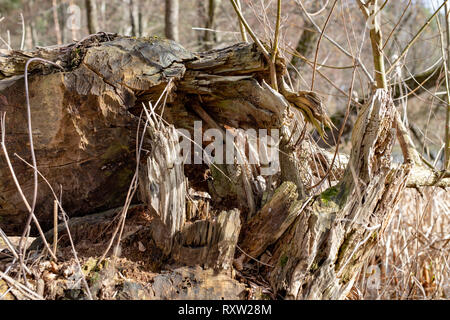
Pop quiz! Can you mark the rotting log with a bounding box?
[138,110,186,248]
[0,36,292,233]
[0,34,448,300]
[237,181,307,265]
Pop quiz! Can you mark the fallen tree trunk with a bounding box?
[0,34,447,300]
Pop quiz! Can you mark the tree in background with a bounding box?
[203,0,222,50]
[85,0,99,34]
[165,0,179,42]
[51,0,62,45]
[129,0,140,37]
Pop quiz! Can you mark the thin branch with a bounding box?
[52,200,58,258]
[20,13,25,50]
[435,2,450,170]
[229,0,278,90]
[229,0,269,59]
[311,0,338,91]
[0,114,57,264]
[387,0,448,75]
[14,153,94,300]
[445,3,450,170]
[0,270,43,300]
[271,0,281,64]
[357,0,387,89]
[296,0,374,83]
[382,0,412,50]
[19,57,63,263]
[308,0,358,190]
[235,0,248,42]
[270,0,282,92]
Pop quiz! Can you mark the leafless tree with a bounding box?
[165,0,179,42]
[52,0,62,45]
[204,0,222,49]
[85,0,99,34]
[129,0,140,37]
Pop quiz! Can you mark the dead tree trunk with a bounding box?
[0,35,448,299]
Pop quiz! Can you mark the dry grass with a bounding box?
[355,187,449,300]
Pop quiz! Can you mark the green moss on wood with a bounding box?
[320,186,339,205]
[310,262,319,272]
[101,142,130,162]
[280,255,288,267]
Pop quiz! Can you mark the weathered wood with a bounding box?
[238,182,306,264]
[186,188,211,221]
[138,115,186,243]
[0,69,138,234]
[0,37,196,234]
[0,37,296,234]
[28,206,144,251]
[0,33,118,79]
[0,37,193,233]
[266,90,410,299]
[151,266,246,299]
[171,209,241,271]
